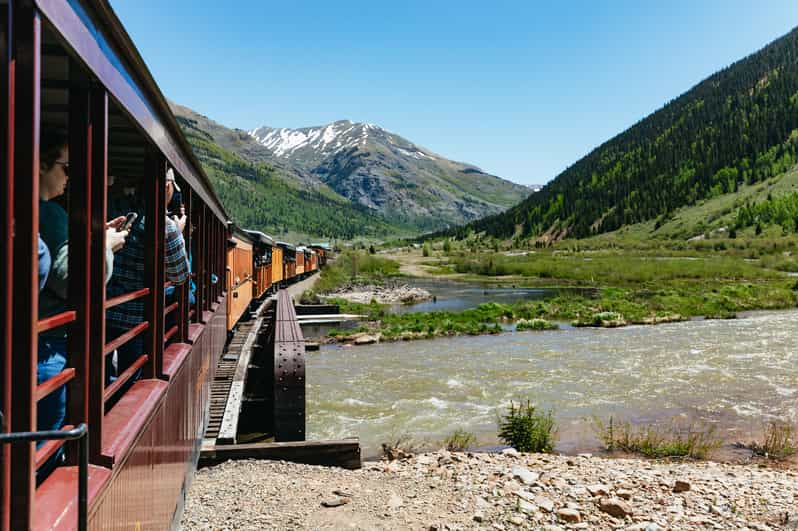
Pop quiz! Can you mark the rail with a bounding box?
[0,417,88,531]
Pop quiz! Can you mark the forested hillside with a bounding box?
[178,117,402,240]
[460,26,798,240]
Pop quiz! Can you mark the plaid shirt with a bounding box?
[106,215,189,334]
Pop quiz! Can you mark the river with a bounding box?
[306,305,798,457]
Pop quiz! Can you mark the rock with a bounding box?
[673,480,691,493]
[511,465,540,485]
[587,484,610,496]
[625,523,663,531]
[508,516,525,526]
[518,499,537,514]
[557,508,581,523]
[354,334,379,345]
[502,448,520,458]
[535,495,555,513]
[616,488,633,500]
[514,490,535,503]
[473,512,485,523]
[332,489,353,498]
[388,493,403,509]
[598,497,633,518]
[321,497,350,508]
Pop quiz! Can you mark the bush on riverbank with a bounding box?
[498,401,556,453]
[594,417,722,459]
[515,318,558,331]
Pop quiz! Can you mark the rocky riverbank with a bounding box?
[182,451,797,530]
[323,282,432,305]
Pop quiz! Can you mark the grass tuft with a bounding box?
[594,416,722,459]
[746,422,797,460]
[443,428,477,451]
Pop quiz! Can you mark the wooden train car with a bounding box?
[226,229,254,331]
[276,241,296,283]
[245,230,275,299]
[1,1,230,529]
[295,246,306,276]
[310,243,332,268]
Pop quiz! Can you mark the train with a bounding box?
[0,1,331,529]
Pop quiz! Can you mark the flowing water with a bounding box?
[307,308,798,457]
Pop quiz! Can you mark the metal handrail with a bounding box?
[0,415,88,531]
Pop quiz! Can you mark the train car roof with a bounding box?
[243,230,275,247]
[38,0,229,223]
[310,243,332,251]
[275,241,296,252]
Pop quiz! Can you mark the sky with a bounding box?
[113,1,798,186]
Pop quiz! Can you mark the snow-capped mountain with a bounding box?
[172,102,529,232]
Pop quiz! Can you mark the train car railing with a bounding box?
[0,419,89,531]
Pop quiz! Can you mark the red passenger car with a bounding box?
[1,1,230,528]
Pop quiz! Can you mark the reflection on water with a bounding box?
[307,309,798,456]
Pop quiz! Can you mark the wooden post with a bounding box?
[65,59,91,464]
[9,3,39,528]
[0,3,12,528]
[87,87,108,461]
[142,147,165,378]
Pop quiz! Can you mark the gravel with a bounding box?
[182,451,798,530]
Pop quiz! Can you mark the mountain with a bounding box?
[458,26,798,242]
[172,104,403,241]
[247,121,530,231]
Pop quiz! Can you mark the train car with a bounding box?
[244,230,274,299]
[295,246,306,277]
[1,1,230,529]
[270,243,284,287]
[276,241,296,283]
[226,228,254,331]
[310,243,332,268]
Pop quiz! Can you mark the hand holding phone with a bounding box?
[121,212,138,232]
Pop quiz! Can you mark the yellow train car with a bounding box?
[296,246,306,276]
[271,244,284,286]
[245,230,275,299]
[226,230,254,330]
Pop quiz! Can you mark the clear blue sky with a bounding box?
[113,0,798,186]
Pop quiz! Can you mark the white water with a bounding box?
[307,309,798,455]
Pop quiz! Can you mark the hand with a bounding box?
[172,205,187,233]
[106,216,126,232]
[106,227,128,253]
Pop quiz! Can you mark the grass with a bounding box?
[497,401,556,453]
[746,422,797,460]
[594,416,723,459]
[443,429,477,451]
[314,250,401,293]
[515,318,558,331]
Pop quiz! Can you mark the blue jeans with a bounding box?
[37,336,68,479]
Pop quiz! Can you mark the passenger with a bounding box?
[37,131,129,478]
[106,168,189,379]
[38,235,51,291]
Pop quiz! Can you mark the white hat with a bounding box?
[166,168,181,192]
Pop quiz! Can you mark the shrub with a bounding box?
[746,422,796,459]
[443,428,476,451]
[516,318,558,331]
[497,401,556,453]
[594,416,722,459]
[422,243,431,257]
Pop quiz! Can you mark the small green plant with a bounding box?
[515,318,558,331]
[381,432,421,460]
[422,243,431,257]
[443,428,476,451]
[497,401,556,453]
[747,422,796,459]
[594,416,722,459]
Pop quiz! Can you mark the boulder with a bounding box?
[557,508,581,523]
[598,497,633,518]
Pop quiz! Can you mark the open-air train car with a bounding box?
[225,228,253,331]
[245,230,274,300]
[0,1,230,529]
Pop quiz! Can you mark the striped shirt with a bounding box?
[106,215,189,335]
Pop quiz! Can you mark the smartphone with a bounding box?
[120,212,138,231]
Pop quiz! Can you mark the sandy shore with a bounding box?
[323,282,432,305]
[182,451,797,530]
